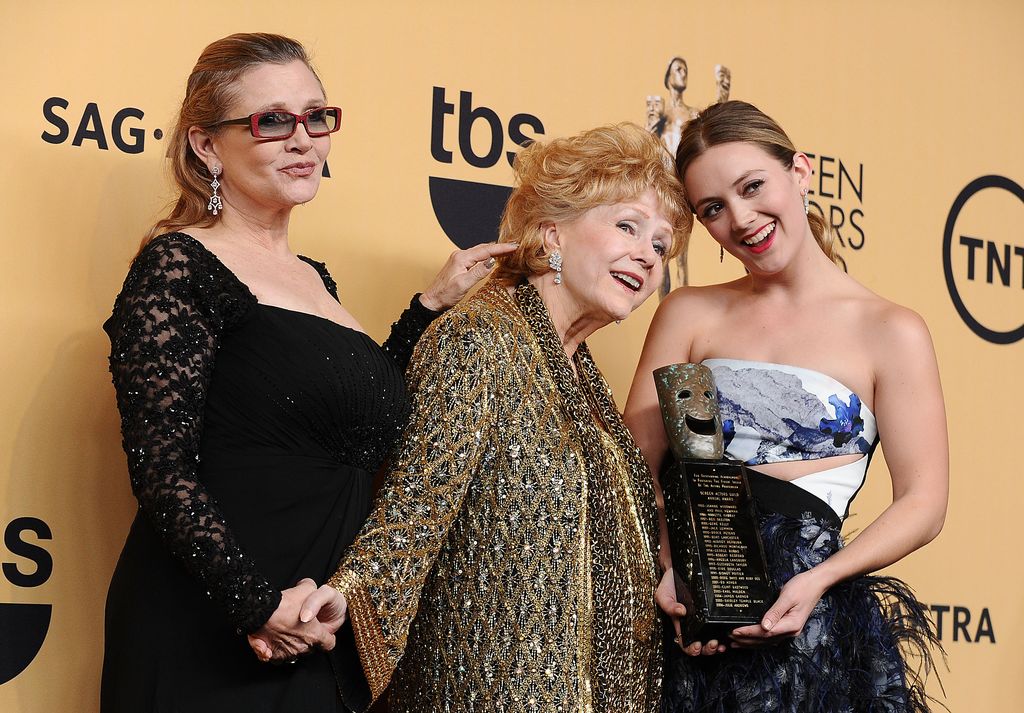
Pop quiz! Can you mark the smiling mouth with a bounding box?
[743,222,775,248]
[611,272,642,292]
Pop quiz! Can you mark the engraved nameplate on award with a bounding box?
[654,363,774,645]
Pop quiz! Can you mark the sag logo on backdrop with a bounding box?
[943,175,1024,344]
[0,517,53,684]
[40,97,332,174]
[42,97,158,153]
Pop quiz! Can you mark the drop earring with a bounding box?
[208,166,223,215]
[548,251,563,284]
[802,188,809,215]
[720,245,724,263]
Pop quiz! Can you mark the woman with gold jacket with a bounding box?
[294,123,692,711]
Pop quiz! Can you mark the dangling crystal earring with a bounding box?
[207,166,223,215]
[548,251,563,284]
[720,245,724,263]
[802,188,809,215]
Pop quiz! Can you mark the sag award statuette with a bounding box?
[655,363,774,645]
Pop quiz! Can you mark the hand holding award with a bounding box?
[654,363,775,646]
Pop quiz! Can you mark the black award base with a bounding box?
[661,458,774,645]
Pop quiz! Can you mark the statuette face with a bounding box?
[653,363,723,461]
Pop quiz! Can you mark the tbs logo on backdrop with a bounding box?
[428,87,545,248]
[943,175,1024,344]
[1,517,53,684]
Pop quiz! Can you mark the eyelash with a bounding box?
[744,179,765,195]
[700,179,766,220]
[618,221,668,257]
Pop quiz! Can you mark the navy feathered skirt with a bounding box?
[662,470,942,713]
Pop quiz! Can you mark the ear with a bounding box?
[188,126,221,172]
[540,222,562,253]
[791,151,813,193]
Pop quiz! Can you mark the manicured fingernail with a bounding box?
[300,611,312,623]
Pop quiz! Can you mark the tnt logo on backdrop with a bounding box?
[429,87,545,248]
[0,517,53,684]
[943,175,1024,344]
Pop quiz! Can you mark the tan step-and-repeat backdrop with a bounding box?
[2,1,1021,710]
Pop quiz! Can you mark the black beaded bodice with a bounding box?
[104,232,436,634]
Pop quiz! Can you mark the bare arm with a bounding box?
[811,309,948,581]
[732,306,949,644]
[624,292,693,569]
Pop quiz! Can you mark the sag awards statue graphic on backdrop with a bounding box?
[646,57,732,157]
[646,57,732,292]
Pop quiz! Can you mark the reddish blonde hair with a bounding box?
[492,123,692,285]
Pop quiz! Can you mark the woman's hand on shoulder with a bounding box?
[418,242,518,311]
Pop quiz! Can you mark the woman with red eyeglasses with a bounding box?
[100,33,511,713]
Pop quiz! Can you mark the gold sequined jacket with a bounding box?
[330,282,661,712]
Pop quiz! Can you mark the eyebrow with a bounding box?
[692,169,766,210]
[620,205,652,219]
[252,98,328,113]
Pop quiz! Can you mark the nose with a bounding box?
[728,202,757,236]
[286,121,315,151]
[632,239,658,271]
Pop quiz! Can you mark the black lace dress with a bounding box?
[100,233,436,713]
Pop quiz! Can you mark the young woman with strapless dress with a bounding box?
[624,101,948,713]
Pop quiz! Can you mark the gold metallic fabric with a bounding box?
[330,281,660,712]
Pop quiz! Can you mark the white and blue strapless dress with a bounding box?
[662,359,940,713]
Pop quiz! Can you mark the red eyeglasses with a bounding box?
[210,106,342,139]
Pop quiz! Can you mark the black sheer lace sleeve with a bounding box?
[380,295,443,372]
[298,256,441,373]
[104,233,280,634]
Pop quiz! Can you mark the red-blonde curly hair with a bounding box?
[491,123,692,285]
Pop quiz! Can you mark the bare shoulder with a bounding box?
[657,277,747,322]
[856,290,935,362]
[638,279,749,367]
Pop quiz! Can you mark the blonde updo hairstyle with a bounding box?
[141,33,322,249]
[492,123,692,285]
[675,100,840,264]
